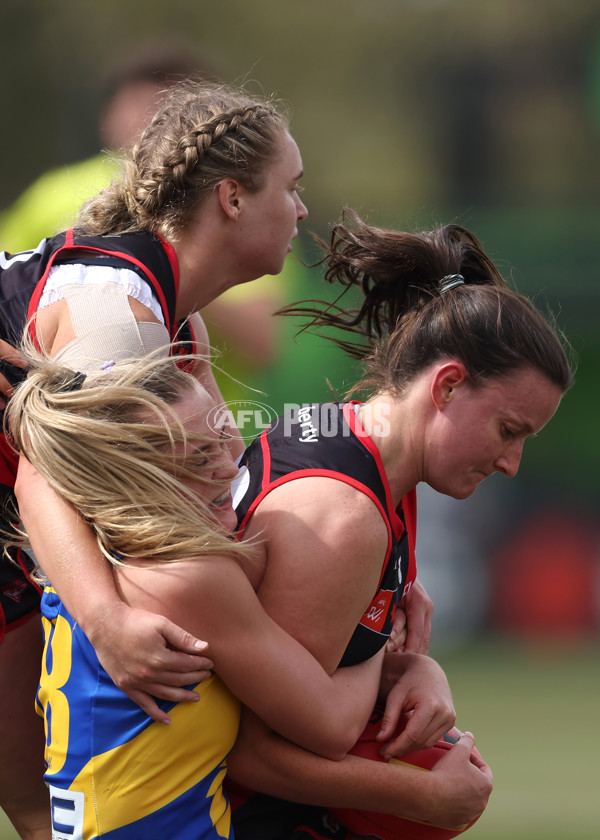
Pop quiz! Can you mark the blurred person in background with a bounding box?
[0,44,211,254]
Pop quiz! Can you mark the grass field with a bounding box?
[436,638,599,840]
[1,637,598,840]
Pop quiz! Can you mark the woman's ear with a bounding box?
[217,179,242,220]
[430,361,469,410]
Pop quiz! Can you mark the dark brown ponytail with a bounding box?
[285,210,573,395]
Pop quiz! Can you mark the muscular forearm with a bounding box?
[227,712,492,830]
[228,713,433,822]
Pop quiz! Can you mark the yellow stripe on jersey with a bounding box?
[72,676,239,837]
[207,764,231,838]
[39,613,73,777]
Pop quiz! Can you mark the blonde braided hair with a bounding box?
[76,79,289,242]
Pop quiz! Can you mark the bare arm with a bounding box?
[115,554,383,759]
[228,477,486,824]
[242,477,391,670]
[241,482,451,746]
[224,653,459,812]
[228,711,493,831]
[0,339,27,408]
[14,301,231,721]
[15,458,213,723]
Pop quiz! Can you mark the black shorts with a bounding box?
[232,794,350,840]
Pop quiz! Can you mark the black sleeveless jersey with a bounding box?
[0,229,196,486]
[234,401,417,667]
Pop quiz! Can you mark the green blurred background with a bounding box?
[0,1,598,838]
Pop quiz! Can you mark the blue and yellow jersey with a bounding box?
[37,586,240,840]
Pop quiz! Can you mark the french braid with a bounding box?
[76,80,288,241]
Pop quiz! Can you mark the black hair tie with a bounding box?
[439,274,465,294]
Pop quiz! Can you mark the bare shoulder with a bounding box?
[33,298,68,353]
[117,554,274,652]
[251,474,388,547]
[247,476,390,667]
[115,554,246,620]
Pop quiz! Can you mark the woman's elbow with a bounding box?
[318,717,365,761]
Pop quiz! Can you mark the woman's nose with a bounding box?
[213,450,239,483]
[495,441,524,477]
[296,194,308,221]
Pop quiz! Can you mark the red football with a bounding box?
[329,707,480,840]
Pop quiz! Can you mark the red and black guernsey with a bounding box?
[234,401,417,667]
[0,229,196,486]
[0,229,198,634]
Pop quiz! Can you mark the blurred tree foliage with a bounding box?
[0,0,598,503]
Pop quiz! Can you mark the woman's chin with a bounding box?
[212,504,237,533]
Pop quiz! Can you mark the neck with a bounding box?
[171,206,252,320]
[359,392,424,507]
[172,240,235,320]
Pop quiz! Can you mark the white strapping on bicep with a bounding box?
[55,282,170,370]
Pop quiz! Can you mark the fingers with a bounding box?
[376,701,407,745]
[91,610,216,721]
[380,723,420,760]
[387,609,407,652]
[448,732,493,779]
[465,737,493,779]
[469,744,485,767]
[148,680,210,704]
[124,686,203,725]
[126,690,174,725]
[404,626,431,656]
[376,653,455,754]
[386,627,406,653]
[401,580,433,655]
[140,649,214,677]
[379,707,442,759]
[455,730,475,753]
[160,620,210,656]
[417,730,493,829]
[0,372,14,408]
[117,674,215,725]
[113,655,214,690]
[0,339,27,368]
